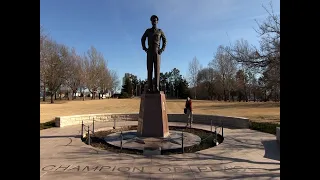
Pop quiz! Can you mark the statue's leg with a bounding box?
[147,52,153,91]
[154,52,161,92]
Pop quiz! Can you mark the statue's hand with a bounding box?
[143,47,148,53]
[158,49,163,55]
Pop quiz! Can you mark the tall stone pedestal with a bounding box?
[137,91,169,137]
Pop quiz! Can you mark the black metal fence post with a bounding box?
[215,126,217,145]
[81,121,84,138]
[120,130,123,153]
[222,122,224,138]
[93,119,95,134]
[181,131,184,154]
[87,125,90,145]
[113,118,116,129]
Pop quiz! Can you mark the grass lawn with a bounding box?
[40,98,280,124]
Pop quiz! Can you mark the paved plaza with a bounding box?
[40,121,280,179]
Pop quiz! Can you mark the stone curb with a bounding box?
[55,113,250,129]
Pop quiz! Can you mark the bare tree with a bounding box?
[220,2,280,102]
[235,69,247,101]
[98,60,114,99]
[188,57,201,99]
[224,2,280,80]
[40,26,48,101]
[84,46,106,99]
[197,67,216,100]
[42,39,70,103]
[109,70,120,94]
[64,47,82,100]
[210,46,237,101]
[41,25,121,102]
[78,54,87,101]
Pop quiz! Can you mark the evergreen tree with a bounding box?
[121,77,133,97]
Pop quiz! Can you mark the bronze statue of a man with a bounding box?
[141,15,167,92]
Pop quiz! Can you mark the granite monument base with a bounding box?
[137,91,169,137]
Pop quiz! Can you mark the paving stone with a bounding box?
[129,173,151,180]
[150,173,173,179]
[40,122,280,179]
[105,173,130,180]
[41,171,88,180]
[172,172,195,180]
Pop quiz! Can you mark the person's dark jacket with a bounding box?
[185,100,192,111]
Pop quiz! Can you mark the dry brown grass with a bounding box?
[40,98,280,123]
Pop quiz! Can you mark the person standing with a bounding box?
[185,97,193,126]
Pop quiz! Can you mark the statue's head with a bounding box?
[150,15,158,27]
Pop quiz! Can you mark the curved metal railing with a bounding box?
[80,117,224,154]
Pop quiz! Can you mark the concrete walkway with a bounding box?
[40,122,280,179]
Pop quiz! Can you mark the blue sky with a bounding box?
[40,0,280,82]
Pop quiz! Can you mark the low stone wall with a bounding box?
[55,113,250,129]
[168,114,250,129]
[55,113,139,127]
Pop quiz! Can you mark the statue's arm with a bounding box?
[160,30,167,52]
[141,29,148,50]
